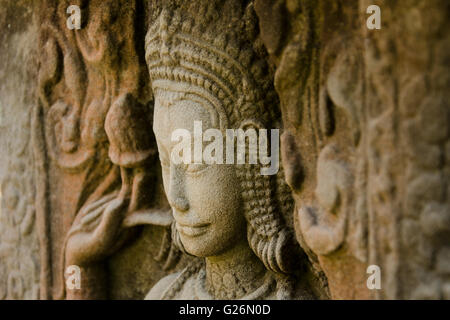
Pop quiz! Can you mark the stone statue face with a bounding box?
[153,93,246,257]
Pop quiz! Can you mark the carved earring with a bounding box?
[297,144,351,256]
[170,220,191,256]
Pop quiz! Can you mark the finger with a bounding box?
[79,201,111,226]
[90,201,128,252]
[78,193,118,217]
[119,167,133,198]
[68,210,102,237]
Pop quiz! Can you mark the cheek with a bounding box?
[186,166,243,222]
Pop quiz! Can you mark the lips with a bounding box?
[177,222,210,237]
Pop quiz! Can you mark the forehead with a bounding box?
[153,96,216,144]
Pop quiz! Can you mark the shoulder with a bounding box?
[145,272,181,300]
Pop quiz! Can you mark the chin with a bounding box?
[181,236,226,258]
[184,245,215,257]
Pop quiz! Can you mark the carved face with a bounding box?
[153,92,246,257]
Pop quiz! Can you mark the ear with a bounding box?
[281,130,304,191]
[297,144,351,256]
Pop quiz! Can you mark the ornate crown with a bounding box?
[144,7,277,128]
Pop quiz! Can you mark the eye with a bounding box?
[185,162,208,174]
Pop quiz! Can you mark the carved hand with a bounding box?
[65,168,132,266]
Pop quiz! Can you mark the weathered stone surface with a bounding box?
[0,0,448,300]
[0,0,40,300]
[257,0,450,300]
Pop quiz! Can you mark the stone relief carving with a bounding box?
[0,0,40,300]
[256,0,449,299]
[0,0,448,301]
[144,2,316,300]
[35,0,188,299]
[361,0,450,299]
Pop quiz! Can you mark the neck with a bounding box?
[205,240,267,299]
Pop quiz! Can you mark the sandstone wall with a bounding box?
[0,0,448,300]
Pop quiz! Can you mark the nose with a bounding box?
[167,164,190,212]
